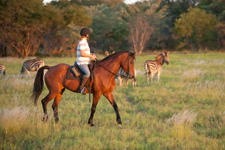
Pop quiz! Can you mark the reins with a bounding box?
[95,52,131,79]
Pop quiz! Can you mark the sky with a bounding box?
[43,0,143,4]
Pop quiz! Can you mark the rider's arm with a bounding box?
[80,50,96,60]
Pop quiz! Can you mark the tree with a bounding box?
[42,1,92,55]
[174,7,217,50]
[129,15,154,55]
[199,0,225,22]
[70,0,123,6]
[162,0,202,24]
[0,0,92,57]
[216,22,225,49]
[91,4,129,53]
[0,0,45,57]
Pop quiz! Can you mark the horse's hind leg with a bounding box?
[41,92,56,122]
[52,88,65,123]
[104,92,122,126]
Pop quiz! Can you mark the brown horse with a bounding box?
[32,51,136,126]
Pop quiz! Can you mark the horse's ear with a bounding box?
[131,52,136,56]
[130,52,136,59]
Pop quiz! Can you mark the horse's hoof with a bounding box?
[90,123,95,127]
[55,118,59,123]
[117,119,122,125]
[42,114,48,122]
[118,124,122,128]
[42,117,48,122]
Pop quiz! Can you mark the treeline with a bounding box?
[0,0,224,57]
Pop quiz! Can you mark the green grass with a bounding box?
[0,52,225,150]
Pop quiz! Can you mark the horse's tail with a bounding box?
[32,66,50,105]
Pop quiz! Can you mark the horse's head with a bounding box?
[121,52,136,79]
[157,51,169,65]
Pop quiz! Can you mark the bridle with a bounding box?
[96,52,133,79]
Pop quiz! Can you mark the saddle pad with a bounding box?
[66,66,80,80]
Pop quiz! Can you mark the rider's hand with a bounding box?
[91,54,96,60]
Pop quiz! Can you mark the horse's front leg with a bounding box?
[103,92,122,125]
[88,92,101,127]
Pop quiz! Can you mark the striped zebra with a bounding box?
[117,67,137,87]
[0,64,6,77]
[144,52,169,86]
[21,58,45,77]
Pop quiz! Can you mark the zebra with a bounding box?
[144,51,169,86]
[21,58,45,77]
[0,64,6,77]
[116,67,137,87]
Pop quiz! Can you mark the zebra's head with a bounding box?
[157,51,169,65]
[163,51,169,65]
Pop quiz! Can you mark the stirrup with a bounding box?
[80,87,86,95]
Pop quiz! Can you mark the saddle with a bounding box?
[66,61,95,80]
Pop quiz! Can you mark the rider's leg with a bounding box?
[78,64,90,95]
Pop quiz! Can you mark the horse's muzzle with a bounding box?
[166,61,169,65]
[128,74,135,79]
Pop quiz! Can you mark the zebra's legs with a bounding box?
[157,72,161,81]
[126,79,129,87]
[25,68,31,77]
[41,93,56,122]
[150,73,154,82]
[118,76,123,86]
[22,68,30,77]
[146,72,149,86]
[1,70,3,78]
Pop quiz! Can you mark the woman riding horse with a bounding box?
[32,51,135,127]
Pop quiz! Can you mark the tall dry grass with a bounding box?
[0,52,225,149]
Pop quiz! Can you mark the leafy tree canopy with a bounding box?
[174,7,217,49]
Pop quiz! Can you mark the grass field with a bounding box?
[0,52,225,150]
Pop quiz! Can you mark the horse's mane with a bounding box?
[100,51,130,62]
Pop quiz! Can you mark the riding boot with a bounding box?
[79,76,89,95]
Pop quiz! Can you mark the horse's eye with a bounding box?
[130,62,133,64]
